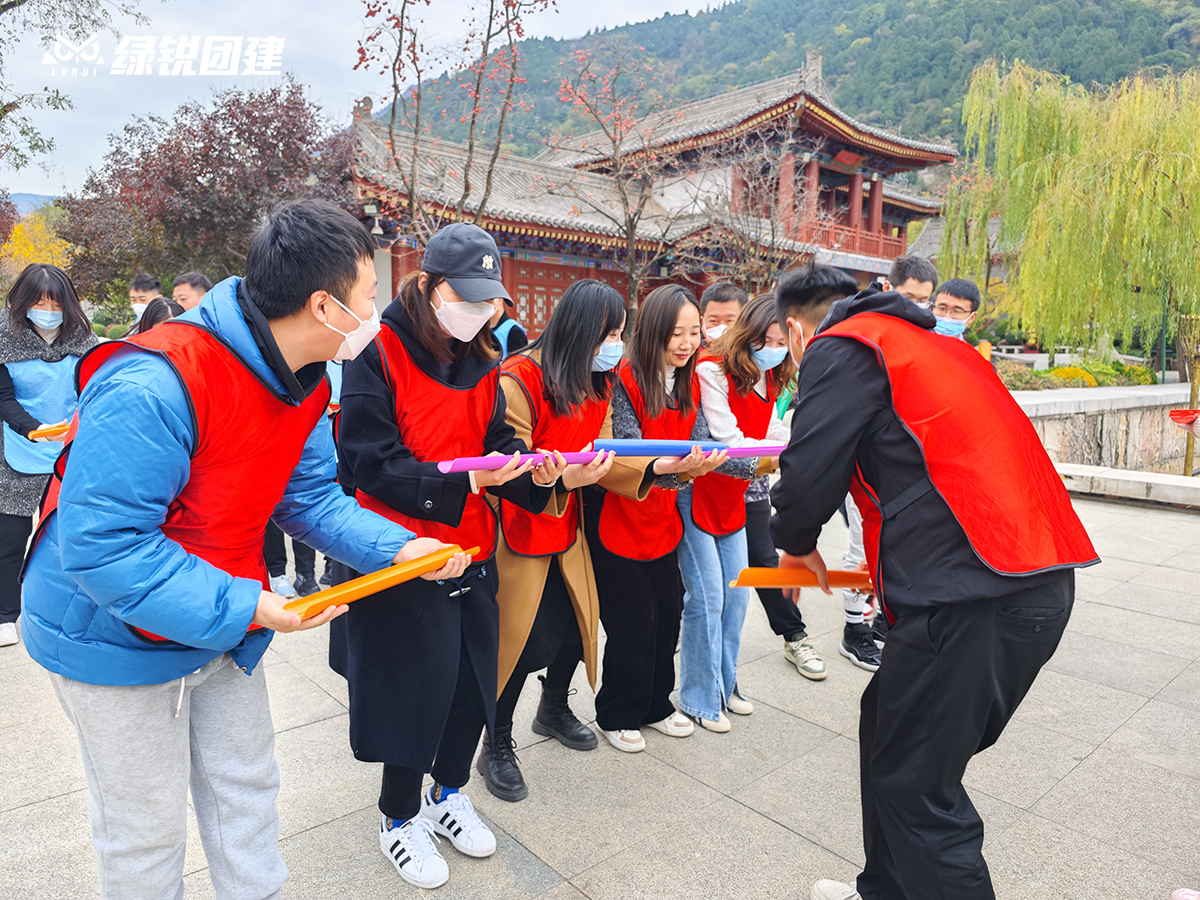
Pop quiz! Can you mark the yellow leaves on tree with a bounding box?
[0,209,72,273]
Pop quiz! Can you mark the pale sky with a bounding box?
[5,0,704,196]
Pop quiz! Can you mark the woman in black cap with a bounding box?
[331,223,564,890]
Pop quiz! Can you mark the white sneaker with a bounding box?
[689,710,732,733]
[600,727,646,752]
[0,622,18,647]
[811,879,861,900]
[268,574,296,598]
[420,789,496,858]
[785,634,828,680]
[379,815,448,889]
[644,711,694,737]
[726,692,753,716]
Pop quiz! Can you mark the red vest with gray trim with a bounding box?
[811,312,1098,621]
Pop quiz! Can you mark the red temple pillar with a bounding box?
[776,152,796,238]
[868,179,884,234]
[390,242,421,299]
[822,189,837,216]
[848,172,864,231]
[730,164,747,215]
[802,157,820,240]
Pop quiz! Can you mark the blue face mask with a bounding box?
[933,317,968,338]
[28,309,64,329]
[750,345,789,371]
[591,340,624,372]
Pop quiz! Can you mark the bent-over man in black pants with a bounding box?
[768,265,1098,900]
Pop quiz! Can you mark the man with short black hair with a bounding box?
[128,272,164,323]
[770,264,1097,900]
[172,271,213,311]
[880,255,938,306]
[699,281,745,341]
[929,277,981,339]
[23,199,469,899]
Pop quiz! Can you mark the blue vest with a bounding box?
[326,360,343,405]
[2,357,77,474]
[493,317,526,361]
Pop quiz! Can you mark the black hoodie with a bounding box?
[336,297,550,532]
[770,289,1066,613]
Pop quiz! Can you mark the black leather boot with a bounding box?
[531,675,598,750]
[475,724,527,802]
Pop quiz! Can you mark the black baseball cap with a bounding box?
[422,223,513,307]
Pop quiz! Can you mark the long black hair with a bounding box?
[127,297,185,336]
[526,278,626,416]
[4,264,90,338]
[629,284,701,419]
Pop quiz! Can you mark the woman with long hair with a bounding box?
[583,284,727,752]
[480,278,644,802]
[330,223,564,890]
[0,264,96,648]
[126,296,185,336]
[677,292,795,730]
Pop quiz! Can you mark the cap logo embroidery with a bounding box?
[481,254,495,271]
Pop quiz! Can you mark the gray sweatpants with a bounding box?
[51,653,286,900]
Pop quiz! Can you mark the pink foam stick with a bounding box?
[437,452,599,474]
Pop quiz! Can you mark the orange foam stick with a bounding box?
[729,568,873,590]
[284,545,480,620]
[29,422,70,440]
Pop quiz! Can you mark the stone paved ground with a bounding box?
[3,496,1200,900]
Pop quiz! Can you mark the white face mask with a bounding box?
[432,288,494,342]
[788,320,807,369]
[131,302,149,322]
[324,295,381,362]
[705,323,727,341]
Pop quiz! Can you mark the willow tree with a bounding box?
[942,62,1200,371]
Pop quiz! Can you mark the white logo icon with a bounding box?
[481,254,495,271]
[42,33,103,66]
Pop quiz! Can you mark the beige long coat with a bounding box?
[490,354,653,694]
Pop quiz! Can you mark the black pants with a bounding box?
[495,557,582,730]
[0,513,32,623]
[856,573,1074,900]
[263,520,317,579]
[744,498,806,638]
[585,496,683,731]
[378,629,488,822]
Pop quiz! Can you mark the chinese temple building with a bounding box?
[353,53,954,334]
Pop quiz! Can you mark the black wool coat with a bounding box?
[329,299,550,770]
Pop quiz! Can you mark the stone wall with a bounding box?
[1012,384,1194,473]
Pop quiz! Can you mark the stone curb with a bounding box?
[1058,462,1200,509]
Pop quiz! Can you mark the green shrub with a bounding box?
[1122,364,1156,385]
[92,322,106,337]
[105,323,127,339]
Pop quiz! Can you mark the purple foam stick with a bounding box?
[436,443,787,473]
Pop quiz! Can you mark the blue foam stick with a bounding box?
[592,439,726,455]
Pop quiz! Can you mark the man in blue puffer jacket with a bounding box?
[21,200,472,900]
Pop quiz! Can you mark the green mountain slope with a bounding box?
[421,0,1200,156]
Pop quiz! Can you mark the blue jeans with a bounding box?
[675,486,751,721]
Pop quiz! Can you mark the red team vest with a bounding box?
[32,321,331,643]
[355,324,499,558]
[812,313,1098,619]
[598,361,699,561]
[499,354,609,556]
[690,354,777,536]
